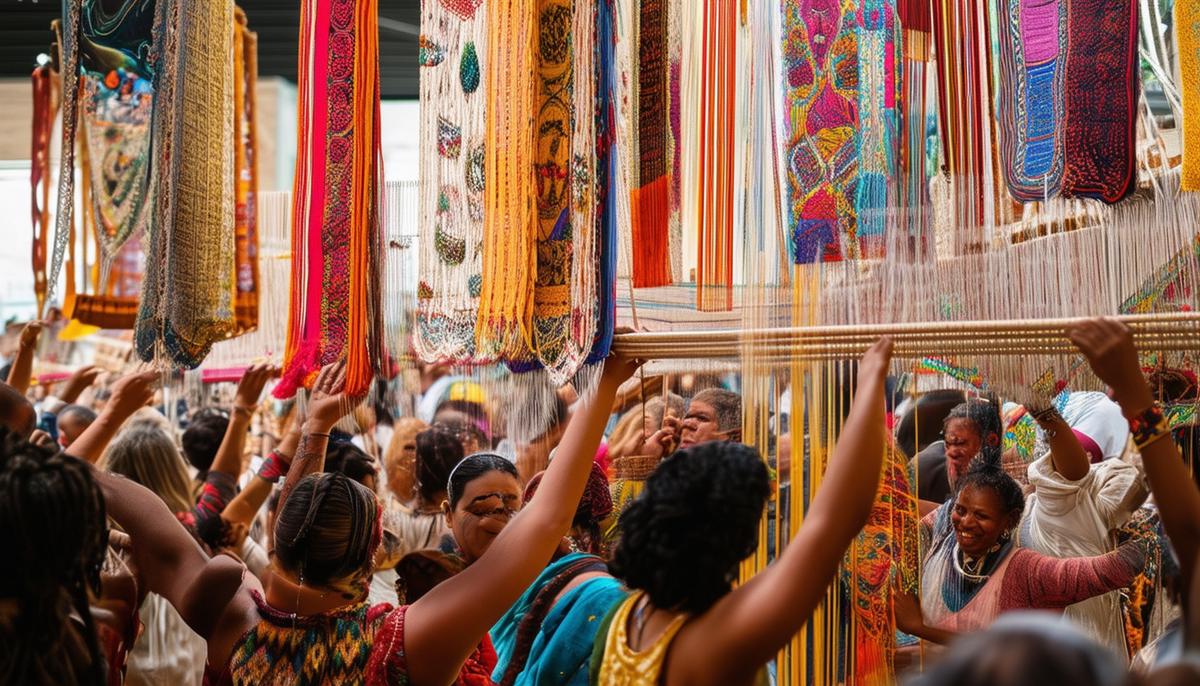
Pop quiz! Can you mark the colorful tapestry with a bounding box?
[782,0,859,264]
[587,0,618,365]
[996,0,1066,202]
[854,0,898,258]
[233,9,260,334]
[476,0,537,361]
[135,0,237,367]
[1180,0,1200,192]
[414,0,487,364]
[843,444,919,684]
[695,0,736,312]
[277,0,385,396]
[630,0,673,286]
[1060,0,1138,203]
[50,0,158,311]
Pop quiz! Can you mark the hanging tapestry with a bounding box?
[414,0,487,364]
[695,0,736,312]
[854,0,898,258]
[996,0,1066,202]
[630,0,673,286]
[233,8,260,334]
[50,0,158,311]
[843,444,919,684]
[135,0,238,367]
[587,0,618,365]
[31,63,57,316]
[667,0,682,282]
[278,0,384,396]
[476,0,537,361]
[1059,0,1137,203]
[781,0,859,264]
[1180,0,1199,192]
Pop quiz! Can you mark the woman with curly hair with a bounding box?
[0,427,112,685]
[592,338,894,685]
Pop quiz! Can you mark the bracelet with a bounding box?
[1128,403,1169,450]
[306,431,331,439]
[256,451,291,483]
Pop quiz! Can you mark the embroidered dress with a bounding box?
[595,592,688,685]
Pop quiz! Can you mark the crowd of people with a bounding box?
[1,317,1198,686]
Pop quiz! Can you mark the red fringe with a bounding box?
[630,175,672,288]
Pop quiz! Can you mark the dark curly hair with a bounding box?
[0,427,108,685]
[181,408,229,475]
[610,441,769,615]
[955,446,1025,521]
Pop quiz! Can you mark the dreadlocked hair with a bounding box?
[610,442,769,615]
[955,446,1026,521]
[273,472,380,587]
[944,394,1003,444]
[0,427,108,686]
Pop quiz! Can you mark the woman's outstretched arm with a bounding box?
[669,338,893,682]
[404,356,640,686]
[1069,318,1200,591]
[222,413,300,527]
[5,320,43,393]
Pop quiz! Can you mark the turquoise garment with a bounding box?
[491,553,628,686]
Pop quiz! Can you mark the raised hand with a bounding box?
[105,370,158,423]
[856,337,894,392]
[18,320,46,351]
[303,359,366,434]
[1066,318,1153,415]
[234,363,280,412]
[59,364,102,404]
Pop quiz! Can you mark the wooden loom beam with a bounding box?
[611,312,1200,361]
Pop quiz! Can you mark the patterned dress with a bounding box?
[204,592,496,685]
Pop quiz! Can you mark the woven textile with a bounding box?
[233,9,260,333]
[476,0,537,361]
[135,0,237,367]
[1180,0,1200,191]
[996,0,1066,202]
[1060,0,1138,203]
[587,0,618,364]
[51,0,158,312]
[630,0,673,286]
[854,0,898,258]
[277,0,385,397]
[414,0,487,363]
[782,0,859,264]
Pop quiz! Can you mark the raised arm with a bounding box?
[1026,400,1090,481]
[221,413,300,527]
[1069,318,1200,589]
[277,360,363,514]
[67,370,158,464]
[671,338,893,680]
[1016,542,1144,609]
[6,320,45,393]
[208,363,278,479]
[404,356,640,686]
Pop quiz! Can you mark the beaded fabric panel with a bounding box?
[476,0,537,361]
[781,0,859,264]
[630,0,673,287]
[277,0,384,396]
[414,0,487,364]
[996,0,1066,202]
[1059,0,1138,203]
[1180,0,1200,192]
[854,0,898,258]
[135,0,237,368]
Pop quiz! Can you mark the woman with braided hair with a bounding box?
[0,426,111,685]
[67,354,641,685]
[489,461,627,685]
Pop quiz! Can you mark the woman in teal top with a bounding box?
[491,462,628,685]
